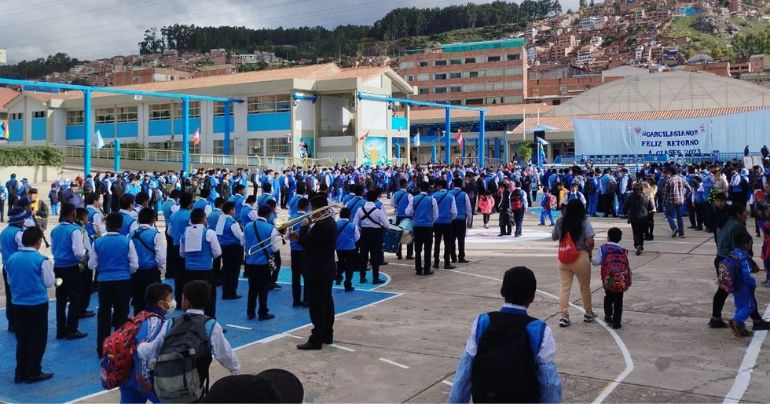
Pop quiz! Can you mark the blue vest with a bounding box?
[228,194,245,217]
[183,225,214,271]
[433,190,455,224]
[239,204,255,227]
[288,195,302,216]
[450,189,468,220]
[218,216,241,246]
[207,209,223,231]
[193,198,209,212]
[288,212,305,251]
[131,227,159,270]
[336,219,356,251]
[6,250,49,306]
[1,225,23,267]
[394,190,411,218]
[119,211,136,236]
[51,222,81,268]
[244,220,275,265]
[257,194,273,207]
[94,234,131,282]
[169,209,191,246]
[161,199,177,221]
[346,196,365,219]
[412,194,434,227]
[86,206,100,239]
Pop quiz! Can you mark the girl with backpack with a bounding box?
[477,190,494,229]
[539,189,556,226]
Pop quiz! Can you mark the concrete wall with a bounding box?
[0,166,60,184]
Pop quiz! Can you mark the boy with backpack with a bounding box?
[723,232,758,337]
[139,280,240,402]
[448,266,561,403]
[539,189,556,226]
[591,227,631,329]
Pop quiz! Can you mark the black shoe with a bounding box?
[396,256,403,260]
[423,270,435,276]
[752,320,770,331]
[296,342,323,350]
[25,372,53,384]
[708,317,727,328]
[66,330,88,340]
[612,323,622,329]
[79,310,96,319]
[497,234,505,237]
[324,338,334,345]
[345,286,355,292]
[458,259,470,263]
[359,277,367,283]
[269,283,282,290]
[415,271,423,276]
[432,263,439,269]
[380,261,389,266]
[258,313,275,321]
[334,279,342,286]
[451,258,457,263]
[636,246,642,256]
[444,264,456,269]
[372,279,385,284]
[247,313,256,320]
[405,256,414,260]
[604,316,613,323]
[14,376,24,384]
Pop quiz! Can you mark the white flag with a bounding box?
[414,133,421,147]
[96,130,105,149]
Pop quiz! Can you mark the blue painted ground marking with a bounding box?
[0,268,396,403]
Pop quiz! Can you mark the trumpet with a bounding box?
[246,205,341,256]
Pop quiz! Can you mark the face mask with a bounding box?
[163,299,177,313]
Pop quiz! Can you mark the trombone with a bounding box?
[246,205,341,256]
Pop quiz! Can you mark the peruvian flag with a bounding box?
[455,129,464,148]
[359,130,369,141]
[193,128,200,146]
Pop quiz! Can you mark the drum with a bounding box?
[383,225,404,253]
[398,218,414,244]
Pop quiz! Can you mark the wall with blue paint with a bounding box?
[66,125,83,140]
[214,115,236,133]
[149,119,201,136]
[117,121,138,138]
[392,116,407,131]
[31,118,47,141]
[8,119,23,142]
[246,112,290,132]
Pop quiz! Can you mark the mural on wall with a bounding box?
[297,136,314,158]
[362,136,387,166]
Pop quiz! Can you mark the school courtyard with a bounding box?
[1,168,769,403]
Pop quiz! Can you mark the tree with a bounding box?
[139,27,165,55]
[553,0,563,15]
[518,142,533,163]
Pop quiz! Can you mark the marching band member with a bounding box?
[130,208,166,315]
[218,201,245,300]
[50,203,88,340]
[289,198,309,306]
[117,194,138,236]
[168,192,193,302]
[244,205,280,321]
[335,207,359,292]
[392,178,413,260]
[432,181,457,270]
[353,189,389,285]
[450,177,472,264]
[179,208,222,318]
[406,182,438,276]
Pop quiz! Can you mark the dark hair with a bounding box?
[262,182,272,193]
[297,198,309,211]
[179,192,193,209]
[366,189,379,202]
[266,199,277,208]
[183,280,210,309]
[245,195,256,204]
[715,192,727,201]
[339,207,351,219]
[733,231,753,248]
[222,201,235,214]
[135,192,149,206]
[105,212,123,231]
[75,207,88,221]
[190,208,206,224]
[233,184,244,194]
[145,283,173,307]
[296,182,307,195]
[310,194,328,208]
[453,177,463,188]
[419,181,430,192]
[214,197,225,209]
[138,207,156,224]
[84,192,100,206]
[21,226,44,247]
[561,199,587,242]
[59,202,76,222]
[730,203,747,217]
[199,187,211,199]
[607,227,622,243]
[119,193,135,210]
[169,189,181,199]
[501,266,537,306]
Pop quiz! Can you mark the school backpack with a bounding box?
[558,231,580,264]
[717,254,741,293]
[607,179,618,195]
[511,190,523,210]
[100,311,161,390]
[152,314,215,403]
[600,244,632,292]
[584,178,595,194]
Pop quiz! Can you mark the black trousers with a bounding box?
[395,216,413,258]
[213,256,222,286]
[451,219,467,261]
[131,268,162,315]
[221,244,244,298]
[359,228,384,281]
[413,226,433,274]
[165,234,176,279]
[270,252,282,285]
[604,291,624,325]
[0,199,5,221]
[185,270,217,318]
[102,194,112,215]
[97,279,131,357]
[15,303,48,380]
[695,202,708,230]
[600,194,616,216]
[499,210,512,235]
[630,221,647,249]
[54,266,81,336]
[336,250,356,289]
[245,264,271,317]
[646,212,655,239]
[290,250,307,304]
[306,278,334,344]
[688,200,697,227]
[8,194,18,216]
[512,209,524,237]
[3,267,15,331]
[433,222,454,265]
[78,268,94,314]
[280,187,289,208]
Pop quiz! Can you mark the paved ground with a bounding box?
[1,167,770,403]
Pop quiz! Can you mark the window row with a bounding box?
[425,96,524,106]
[410,67,524,82]
[421,81,523,94]
[407,53,521,69]
[246,94,291,114]
[9,112,23,120]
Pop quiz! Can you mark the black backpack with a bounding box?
[471,311,542,403]
[153,314,215,403]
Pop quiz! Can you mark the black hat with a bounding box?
[202,369,304,403]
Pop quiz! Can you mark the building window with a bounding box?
[406,75,414,81]
[507,53,521,61]
[503,96,524,104]
[419,61,429,67]
[417,74,429,81]
[117,106,139,122]
[96,108,115,123]
[214,102,225,117]
[150,141,200,154]
[486,97,503,105]
[67,111,83,125]
[399,61,415,69]
[469,71,479,78]
[434,73,447,80]
[150,103,171,120]
[418,88,429,95]
[172,101,201,118]
[265,137,291,157]
[487,56,501,62]
[449,100,462,105]
[466,98,483,105]
[213,139,235,155]
[33,111,45,119]
[247,138,263,155]
[435,87,447,94]
[504,67,524,75]
[450,86,462,93]
[450,58,463,65]
[449,72,462,79]
[486,69,503,77]
[434,60,447,66]
[247,95,292,114]
[465,57,476,64]
[504,81,523,90]
[10,112,23,120]
[463,83,485,92]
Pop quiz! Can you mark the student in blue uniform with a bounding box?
[168,192,193,303]
[244,205,281,321]
[354,189,389,284]
[161,190,180,280]
[392,179,414,260]
[193,188,213,216]
[432,180,457,270]
[239,195,258,227]
[450,177,472,264]
[218,201,245,300]
[130,208,167,315]
[180,208,222,318]
[208,197,225,285]
[1,208,30,332]
[289,198,309,306]
[406,182,439,276]
[257,183,274,207]
[7,226,56,384]
[73,207,96,319]
[118,193,138,235]
[228,184,247,217]
[50,203,88,340]
[335,207,359,292]
[89,212,139,358]
[288,182,307,216]
[84,193,105,240]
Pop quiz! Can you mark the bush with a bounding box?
[0,146,63,167]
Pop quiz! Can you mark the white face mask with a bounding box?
[165,299,177,313]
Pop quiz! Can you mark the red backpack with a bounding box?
[558,232,580,264]
[511,190,523,211]
[600,244,632,292]
[100,311,161,390]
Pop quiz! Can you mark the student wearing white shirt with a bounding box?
[130,208,168,315]
[353,189,390,284]
[218,201,245,300]
[180,208,222,318]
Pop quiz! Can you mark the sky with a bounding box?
[0,0,579,64]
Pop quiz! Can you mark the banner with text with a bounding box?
[573,108,770,157]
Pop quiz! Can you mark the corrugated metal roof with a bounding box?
[410,103,553,122]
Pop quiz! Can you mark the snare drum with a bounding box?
[398,218,414,244]
[383,225,404,253]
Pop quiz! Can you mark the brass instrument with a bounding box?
[246,205,341,256]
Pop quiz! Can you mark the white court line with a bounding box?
[723,302,770,403]
[69,388,117,403]
[448,269,634,404]
[442,380,454,386]
[225,324,253,330]
[329,343,355,352]
[379,358,410,369]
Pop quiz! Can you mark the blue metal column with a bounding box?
[478,111,486,168]
[461,138,465,160]
[83,89,92,177]
[181,97,190,175]
[431,143,437,163]
[114,139,121,172]
[444,108,451,164]
[223,101,232,156]
[503,133,509,164]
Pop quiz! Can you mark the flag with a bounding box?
[193,128,200,146]
[538,142,547,167]
[414,132,421,147]
[455,129,464,148]
[96,129,105,149]
[359,131,369,142]
[0,120,8,140]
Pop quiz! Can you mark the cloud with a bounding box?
[0,0,579,63]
